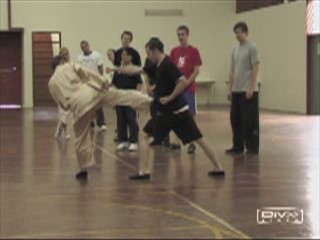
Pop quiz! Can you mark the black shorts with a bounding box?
[143,111,203,145]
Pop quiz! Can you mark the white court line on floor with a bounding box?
[94,142,251,239]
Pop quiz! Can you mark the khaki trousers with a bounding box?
[73,88,152,170]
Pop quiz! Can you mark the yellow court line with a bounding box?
[170,190,251,239]
[93,143,251,239]
[6,202,246,239]
[7,203,226,238]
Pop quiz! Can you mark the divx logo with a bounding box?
[257,207,303,225]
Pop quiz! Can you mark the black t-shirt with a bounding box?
[114,47,141,67]
[144,58,156,85]
[112,72,142,90]
[143,56,187,114]
[113,47,141,87]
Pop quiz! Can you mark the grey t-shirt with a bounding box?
[231,41,260,92]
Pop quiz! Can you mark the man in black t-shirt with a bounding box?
[143,57,171,147]
[112,31,141,142]
[113,30,141,67]
[107,37,225,180]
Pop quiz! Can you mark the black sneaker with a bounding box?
[187,143,196,154]
[129,173,150,180]
[208,170,225,177]
[225,148,243,155]
[90,122,95,128]
[76,171,88,180]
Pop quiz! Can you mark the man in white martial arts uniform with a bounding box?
[49,54,152,180]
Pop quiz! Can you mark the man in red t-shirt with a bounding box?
[170,25,202,154]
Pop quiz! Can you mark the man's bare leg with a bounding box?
[130,110,152,180]
[130,132,151,180]
[195,137,225,176]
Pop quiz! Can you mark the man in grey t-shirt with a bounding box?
[226,22,260,155]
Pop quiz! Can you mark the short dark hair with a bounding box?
[80,40,88,45]
[122,47,135,58]
[52,55,62,71]
[121,31,133,41]
[233,22,248,33]
[145,37,164,53]
[177,25,190,35]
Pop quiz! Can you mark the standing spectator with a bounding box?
[170,25,202,154]
[78,40,107,131]
[113,47,142,151]
[114,30,141,67]
[226,22,260,155]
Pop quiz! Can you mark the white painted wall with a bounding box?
[1,0,307,113]
[0,0,9,30]
[234,1,307,113]
[8,0,235,108]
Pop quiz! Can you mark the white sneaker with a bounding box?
[116,142,129,151]
[128,143,138,152]
[100,125,107,131]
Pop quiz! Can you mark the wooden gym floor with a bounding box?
[0,107,319,239]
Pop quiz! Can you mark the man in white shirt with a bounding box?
[78,40,107,131]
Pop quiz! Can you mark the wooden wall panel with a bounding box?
[32,32,59,107]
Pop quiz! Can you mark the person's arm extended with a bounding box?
[75,63,109,91]
[160,76,189,105]
[186,66,200,86]
[106,65,144,76]
[246,63,259,99]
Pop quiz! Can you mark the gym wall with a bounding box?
[1,0,307,113]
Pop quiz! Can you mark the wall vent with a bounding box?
[144,9,183,17]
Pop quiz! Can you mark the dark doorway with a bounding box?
[0,31,23,108]
[307,35,320,115]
